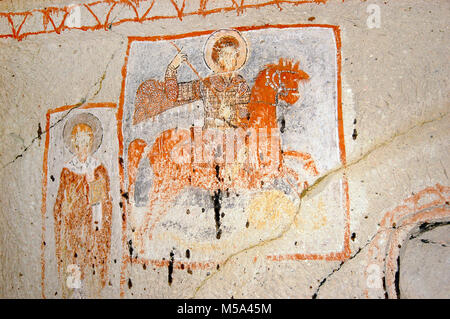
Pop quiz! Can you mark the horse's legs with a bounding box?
[281,164,309,197]
[137,178,186,255]
[282,150,319,176]
[135,183,160,255]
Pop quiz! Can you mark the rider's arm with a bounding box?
[235,76,251,120]
[165,57,202,104]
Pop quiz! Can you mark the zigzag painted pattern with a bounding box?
[0,0,328,41]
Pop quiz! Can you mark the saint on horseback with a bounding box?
[127,29,319,253]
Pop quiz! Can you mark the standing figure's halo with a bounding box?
[203,29,249,73]
[63,112,103,155]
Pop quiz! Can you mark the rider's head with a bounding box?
[211,36,240,73]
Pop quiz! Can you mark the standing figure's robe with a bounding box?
[53,156,112,297]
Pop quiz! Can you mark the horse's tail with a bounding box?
[127,139,148,201]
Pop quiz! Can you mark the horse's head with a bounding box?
[263,59,309,105]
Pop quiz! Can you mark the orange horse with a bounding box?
[127,59,319,251]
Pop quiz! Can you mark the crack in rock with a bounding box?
[312,204,449,299]
[190,110,448,298]
[1,47,120,170]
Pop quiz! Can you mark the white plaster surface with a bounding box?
[0,0,448,298]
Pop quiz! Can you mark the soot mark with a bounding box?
[186,249,190,259]
[168,249,175,286]
[122,192,129,203]
[37,123,42,141]
[128,278,132,289]
[280,116,286,133]
[394,256,401,299]
[410,221,450,240]
[352,128,358,140]
[212,190,223,239]
[215,164,221,182]
[128,239,134,258]
[382,276,388,299]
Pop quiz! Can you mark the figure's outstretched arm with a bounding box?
[165,51,202,104]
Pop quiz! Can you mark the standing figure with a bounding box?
[53,113,112,298]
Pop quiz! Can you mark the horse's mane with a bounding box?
[264,58,309,80]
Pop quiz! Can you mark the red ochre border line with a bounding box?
[0,0,331,41]
[118,22,349,282]
[41,102,117,299]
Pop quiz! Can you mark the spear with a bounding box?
[169,41,221,102]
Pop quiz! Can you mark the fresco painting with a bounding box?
[41,24,349,297]
[119,25,349,286]
[41,104,121,298]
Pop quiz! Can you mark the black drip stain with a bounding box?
[394,256,401,299]
[419,221,448,233]
[351,232,356,241]
[186,249,190,259]
[50,175,55,182]
[37,123,42,141]
[382,276,388,299]
[280,117,286,133]
[143,263,147,270]
[245,220,250,228]
[202,208,205,213]
[410,221,450,240]
[128,239,134,258]
[128,278,132,289]
[168,250,175,286]
[352,128,358,140]
[215,164,221,182]
[212,189,223,239]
